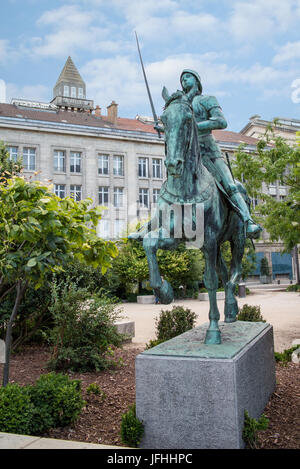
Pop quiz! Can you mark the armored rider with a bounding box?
[156,69,262,239]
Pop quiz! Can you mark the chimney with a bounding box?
[107,101,118,124]
[95,105,101,117]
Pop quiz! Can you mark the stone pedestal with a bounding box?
[198,291,225,301]
[136,321,276,449]
[137,295,156,304]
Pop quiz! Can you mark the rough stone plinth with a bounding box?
[114,320,135,342]
[136,321,276,449]
[137,295,156,304]
[198,291,225,301]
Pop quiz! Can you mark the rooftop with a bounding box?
[0,102,259,146]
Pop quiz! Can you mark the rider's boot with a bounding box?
[230,191,262,239]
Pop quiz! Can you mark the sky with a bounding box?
[0,0,300,132]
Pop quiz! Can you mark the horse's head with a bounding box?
[161,88,196,177]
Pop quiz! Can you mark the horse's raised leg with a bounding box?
[203,242,221,344]
[224,234,245,323]
[143,230,179,304]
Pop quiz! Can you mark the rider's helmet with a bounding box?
[180,69,202,93]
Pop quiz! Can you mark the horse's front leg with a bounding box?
[203,242,221,344]
[143,230,178,304]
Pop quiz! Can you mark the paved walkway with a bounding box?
[0,432,126,449]
[120,290,300,352]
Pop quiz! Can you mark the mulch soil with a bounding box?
[0,344,299,449]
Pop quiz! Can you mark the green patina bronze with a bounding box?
[129,70,262,345]
[142,321,270,359]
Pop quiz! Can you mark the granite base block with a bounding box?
[136,321,276,449]
[137,295,156,304]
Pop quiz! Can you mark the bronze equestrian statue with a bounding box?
[129,70,261,344]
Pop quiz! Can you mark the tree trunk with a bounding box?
[2,281,27,387]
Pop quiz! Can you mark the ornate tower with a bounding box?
[51,56,94,112]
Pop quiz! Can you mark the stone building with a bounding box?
[0,57,297,282]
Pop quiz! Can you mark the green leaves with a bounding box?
[0,176,117,291]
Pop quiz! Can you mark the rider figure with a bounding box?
[156,69,262,239]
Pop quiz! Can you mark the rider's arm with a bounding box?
[195,96,227,132]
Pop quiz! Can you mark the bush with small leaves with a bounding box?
[274,345,299,365]
[242,410,269,449]
[120,404,144,448]
[237,304,266,322]
[86,383,107,399]
[28,372,85,433]
[156,306,197,342]
[47,282,124,372]
[0,384,35,435]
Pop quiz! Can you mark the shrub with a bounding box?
[286,284,300,292]
[0,384,35,434]
[242,410,269,449]
[120,404,144,448]
[155,306,197,343]
[28,372,85,433]
[146,306,197,349]
[86,383,107,399]
[237,304,266,322]
[274,345,299,365]
[260,257,270,277]
[0,373,85,436]
[47,282,124,372]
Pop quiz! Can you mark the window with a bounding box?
[114,219,125,239]
[54,184,66,198]
[152,159,162,179]
[98,186,109,206]
[138,157,148,177]
[63,86,69,97]
[54,150,66,172]
[70,151,81,173]
[113,187,123,208]
[113,155,124,176]
[7,146,18,162]
[97,219,110,239]
[78,88,84,98]
[98,154,109,175]
[23,147,36,170]
[153,188,160,204]
[70,185,82,201]
[71,87,76,98]
[139,188,149,208]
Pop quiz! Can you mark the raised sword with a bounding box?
[135,31,161,138]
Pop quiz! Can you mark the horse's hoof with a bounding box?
[225,317,237,323]
[204,329,221,345]
[155,280,174,304]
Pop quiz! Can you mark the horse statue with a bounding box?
[129,89,249,345]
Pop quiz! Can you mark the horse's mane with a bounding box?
[163,90,192,110]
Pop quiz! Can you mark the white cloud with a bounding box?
[273,41,300,63]
[31,4,121,58]
[81,56,145,113]
[229,0,300,40]
[6,83,50,103]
